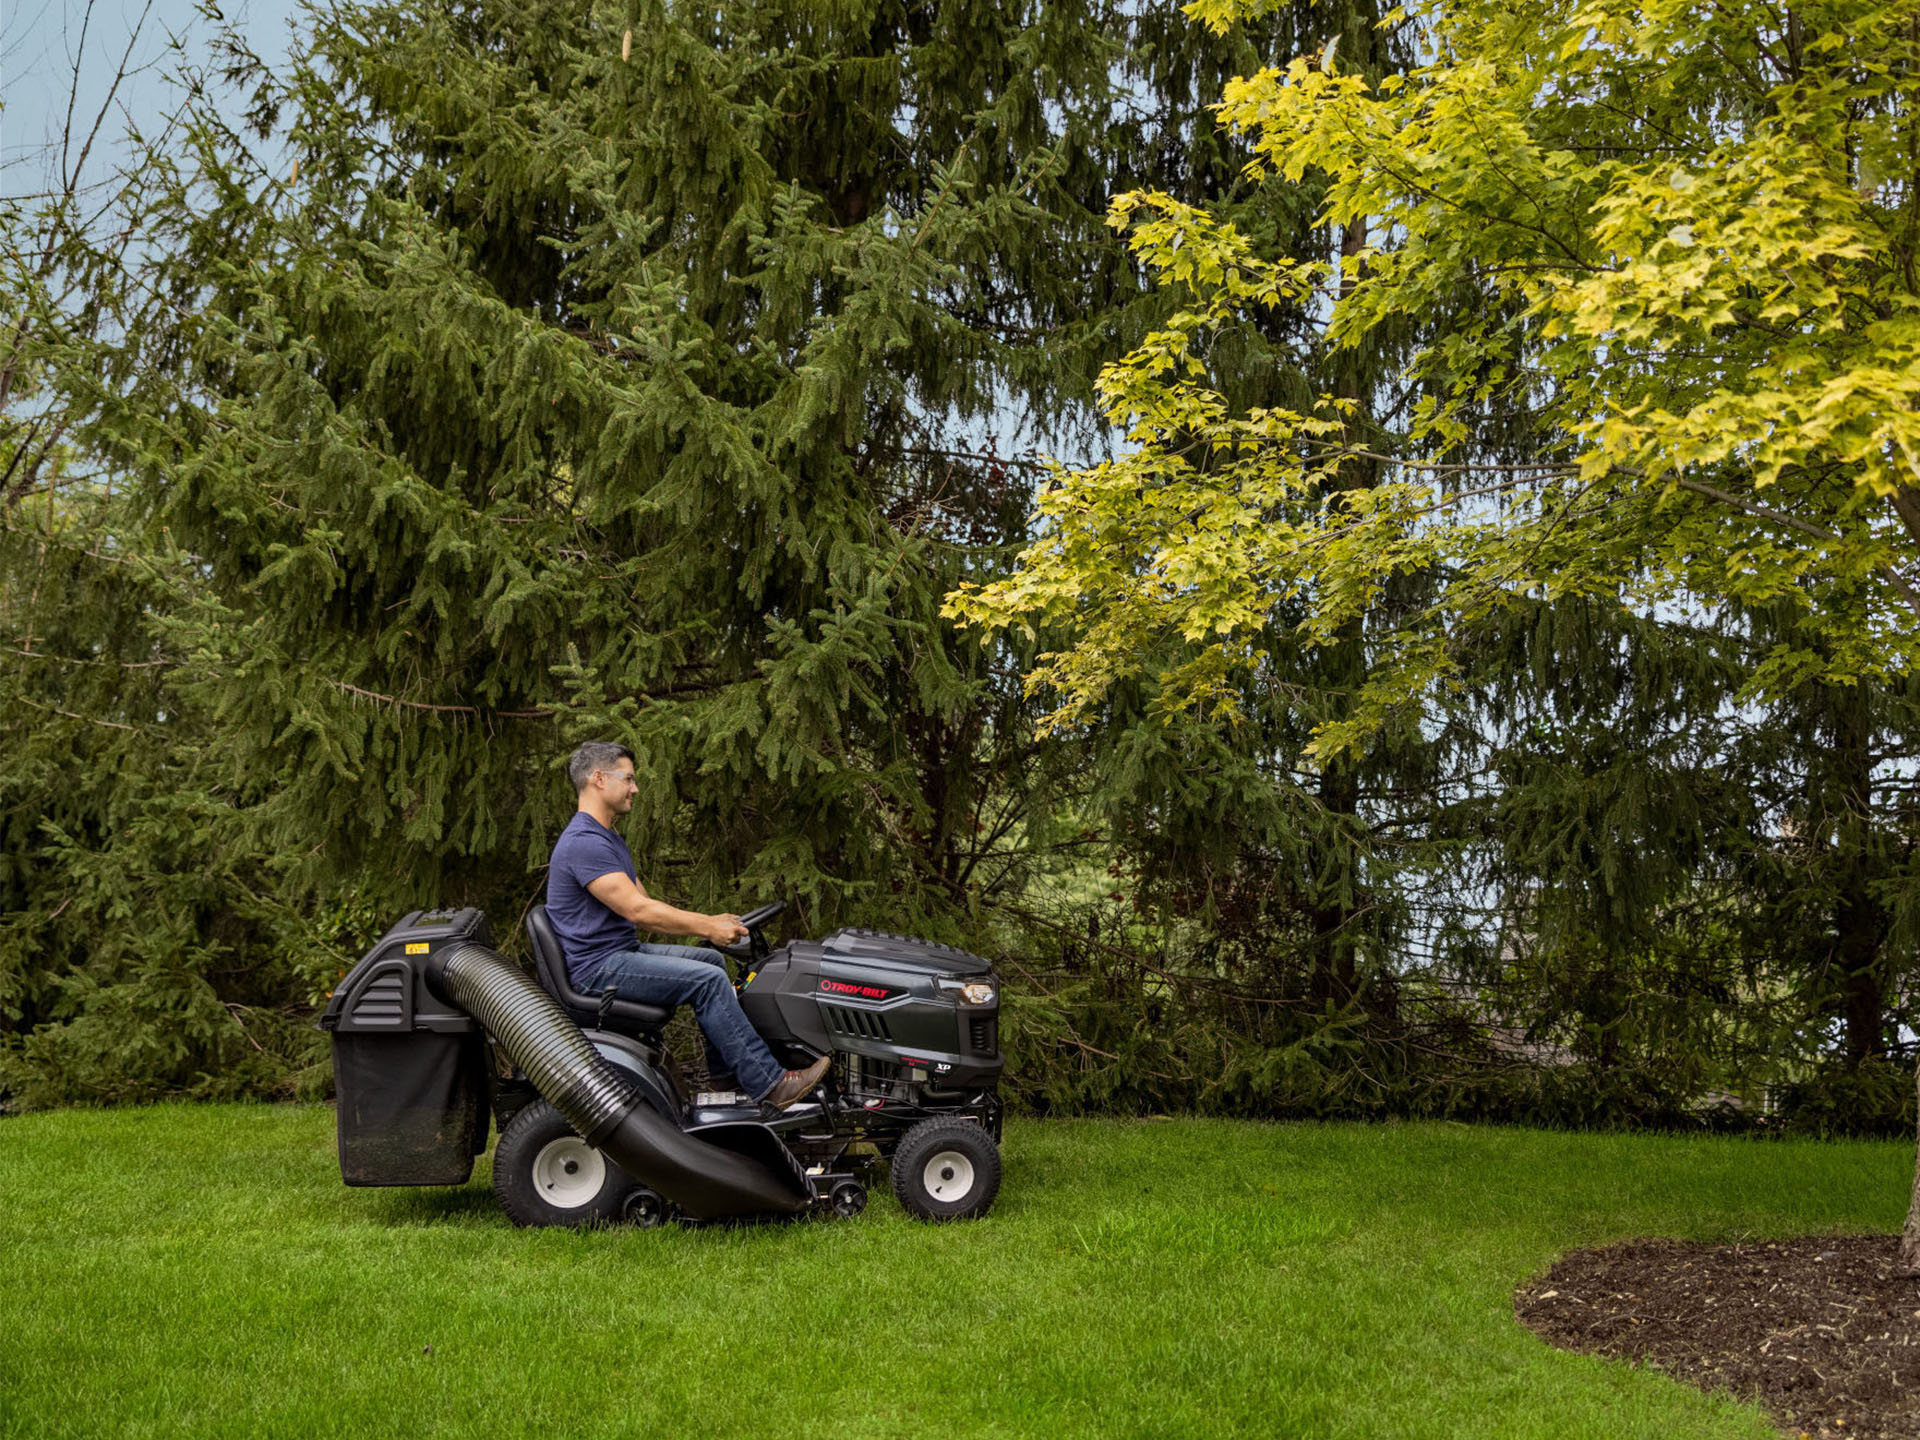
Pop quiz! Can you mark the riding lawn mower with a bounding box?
[320,903,1005,1227]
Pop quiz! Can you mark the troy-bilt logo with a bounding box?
[819,978,894,1000]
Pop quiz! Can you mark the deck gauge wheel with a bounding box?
[622,1187,670,1228]
[829,1180,868,1218]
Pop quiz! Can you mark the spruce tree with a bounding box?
[91,0,1321,942]
[1,93,337,1104]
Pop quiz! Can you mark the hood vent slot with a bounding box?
[824,1004,892,1042]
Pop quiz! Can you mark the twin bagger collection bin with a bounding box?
[319,908,495,1186]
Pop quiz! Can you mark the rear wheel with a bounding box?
[891,1118,1001,1222]
[493,1100,634,1228]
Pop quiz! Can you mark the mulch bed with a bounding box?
[1516,1236,1920,1438]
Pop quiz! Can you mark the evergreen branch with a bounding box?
[0,418,65,511]
[994,899,1295,1004]
[13,694,140,731]
[910,120,985,252]
[4,647,168,668]
[223,1002,272,1056]
[327,680,554,719]
[896,445,1052,475]
[1060,1033,1185,1082]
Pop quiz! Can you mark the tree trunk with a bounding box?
[1311,754,1363,1005]
[1903,1069,1920,1272]
[1824,684,1886,1067]
[1305,201,1376,1007]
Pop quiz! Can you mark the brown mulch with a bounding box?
[1517,1236,1920,1438]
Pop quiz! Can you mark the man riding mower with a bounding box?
[321,745,1005,1227]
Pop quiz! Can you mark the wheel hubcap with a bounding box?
[923,1149,975,1202]
[531,1135,605,1208]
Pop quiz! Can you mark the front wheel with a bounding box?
[493,1100,634,1228]
[891,1118,1001,1222]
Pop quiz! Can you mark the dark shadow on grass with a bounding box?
[673,1208,812,1232]
[354,1170,1018,1233]
[360,1187,822,1233]
[365,1186,504,1226]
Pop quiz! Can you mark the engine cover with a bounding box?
[737,929,1002,1087]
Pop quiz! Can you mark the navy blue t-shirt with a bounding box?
[546,812,640,987]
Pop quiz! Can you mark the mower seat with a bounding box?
[525,905,672,1036]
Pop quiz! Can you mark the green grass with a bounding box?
[0,1108,1906,1440]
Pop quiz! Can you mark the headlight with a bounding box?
[960,982,996,1006]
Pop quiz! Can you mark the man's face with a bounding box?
[595,764,638,815]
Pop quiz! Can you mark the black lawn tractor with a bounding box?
[320,902,1004,1227]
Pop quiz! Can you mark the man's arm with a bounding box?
[585,872,746,946]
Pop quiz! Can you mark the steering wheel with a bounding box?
[738,900,786,931]
[714,900,786,963]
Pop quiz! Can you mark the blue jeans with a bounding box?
[588,944,785,1100]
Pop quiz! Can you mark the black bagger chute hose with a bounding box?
[424,941,809,1219]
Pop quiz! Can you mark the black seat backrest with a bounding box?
[525,904,672,1035]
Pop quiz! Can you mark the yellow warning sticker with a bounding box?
[405,942,430,955]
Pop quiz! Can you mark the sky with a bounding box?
[1,0,301,199]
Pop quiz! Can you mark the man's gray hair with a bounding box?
[568,741,636,793]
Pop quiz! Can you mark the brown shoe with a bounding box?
[763,1056,831,1110]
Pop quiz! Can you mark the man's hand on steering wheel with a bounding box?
[703,913,749,947]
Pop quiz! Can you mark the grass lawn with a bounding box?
[0,1108,1907,1440]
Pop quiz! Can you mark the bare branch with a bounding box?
[1673,476,1920,626]
[328,680,555,719]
